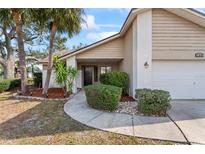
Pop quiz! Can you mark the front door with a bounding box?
[84,66,93,86]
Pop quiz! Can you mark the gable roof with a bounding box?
[40,49,72,63]
[41,8,205,63]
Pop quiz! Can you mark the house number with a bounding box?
[195,52,204,58]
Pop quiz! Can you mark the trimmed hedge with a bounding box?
[33,72,42,88]
[0,78,21,92]
[84,84,122,111]
[99,72,129,95]
[136,89,171,116]
[0,80,11,92]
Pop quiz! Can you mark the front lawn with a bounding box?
[0,91,176,145]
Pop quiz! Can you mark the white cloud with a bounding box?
[106,8,131,14]
[86,31,118,41]
[82,14,122,30]
[98,24,121,28]
[81,15,99,30]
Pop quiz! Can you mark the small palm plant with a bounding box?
[67,66,78,94]
[53,56,78,96]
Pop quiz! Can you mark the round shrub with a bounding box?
[0,78,21,92]
[136,88,171,116]
[84,84,122,111]
[99,72,129,95]
[0,80,11,92]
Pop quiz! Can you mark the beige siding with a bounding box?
[76,38,123,59]
[119,25,133,93]
[152,9,205,60]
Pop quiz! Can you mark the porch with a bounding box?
[76,58,122,89]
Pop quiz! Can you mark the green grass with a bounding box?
[0,91,179,145]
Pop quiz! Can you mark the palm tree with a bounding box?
[0,9,32,94]
[32,9,84,95]
[11,9,27,94]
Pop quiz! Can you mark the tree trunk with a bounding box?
[6,49,15,79]
[42,23,57,95]
[12,9,27,94]
[0,58,7,78]
[5,30,15,79]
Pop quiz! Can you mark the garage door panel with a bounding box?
[152,61,205,99]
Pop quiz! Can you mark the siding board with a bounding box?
[152,9,205,60]
[76,38,123,59]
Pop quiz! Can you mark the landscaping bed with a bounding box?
[120,95,136,102]
[114,101,138,115]
[24,87,70,99]
[114,89,171,117]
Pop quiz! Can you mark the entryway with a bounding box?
[83,66,98,86]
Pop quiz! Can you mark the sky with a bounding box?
[66,8,205,49]
[66,8,131,49]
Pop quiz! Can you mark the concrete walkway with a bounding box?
[64,91,188,143]
[168,100,205,144]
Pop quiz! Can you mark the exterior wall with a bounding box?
[132,10,152,96]
[66,56,77,93]
[152,9,205,60]
[42,69,62,88]
[42,56,79,92]
[119,25,133,95]
[76,70,82,88]
[76,38,123,59]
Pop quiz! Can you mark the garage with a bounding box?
[152,61,205,99]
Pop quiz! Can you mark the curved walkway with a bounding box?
[64,90,188,143]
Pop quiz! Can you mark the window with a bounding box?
[100,66,111,74]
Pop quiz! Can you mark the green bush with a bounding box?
[136,88,171,116]
[99,72,129,95]
[9,78,21,89]
[0,80,11,92]
[84,84,122,111]
[0,78,21,92]
[33,72,42,88]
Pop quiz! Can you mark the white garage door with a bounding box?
[152,61,205,99]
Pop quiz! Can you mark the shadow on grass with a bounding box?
[0,100,92,140]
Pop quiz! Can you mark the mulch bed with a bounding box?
[120,95,136,102]
[25,88,70,99]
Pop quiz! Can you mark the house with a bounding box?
[15,56,42,78]
[41,8,205,99]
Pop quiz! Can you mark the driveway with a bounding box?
[168,100,205,144]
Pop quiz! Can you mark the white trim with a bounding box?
[76,57,124,60]
[138,9,152,88]
[120,8,151,35]
[132,17,137,97]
